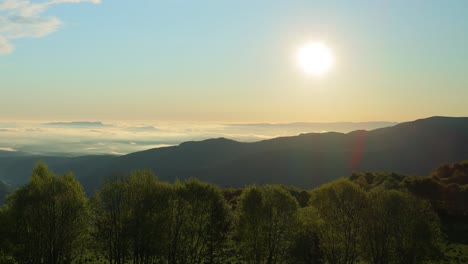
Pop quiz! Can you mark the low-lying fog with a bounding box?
[0,121,397,156]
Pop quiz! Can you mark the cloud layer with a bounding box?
[0,0,101,54]
[0,121,397,156]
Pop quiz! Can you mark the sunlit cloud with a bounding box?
[126,126,159,132]
[0,36,13,54]
[0,121,397,156]
[0,0,101,55]
[0,147,16,152]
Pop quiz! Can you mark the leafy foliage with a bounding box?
[361,190,443,263]
[0,180,9,205]
[0,161,462,263]
[350,160,468,244]
[310,179,366,264]
[1,162,89,264]
[236,185,299,263]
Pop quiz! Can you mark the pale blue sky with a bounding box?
[1,0,467,122]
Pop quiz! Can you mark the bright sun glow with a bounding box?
[297,42,334,76]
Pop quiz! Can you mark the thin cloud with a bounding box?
[0,147,16,152]
[0,0,101,55]
[0,36,13,54]
[0,121,397,155]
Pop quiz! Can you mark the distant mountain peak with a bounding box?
[413,116,468,122]
[179,137,239,147]
[2,116,468,193]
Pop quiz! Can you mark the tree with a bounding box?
[391,191,443,264]
[0,180,9,205]
[290,206,323,264]
[310,179,366,264]
[360,189,399,264]
[3,162,89,264]
[126,170,173,264]
[92,171,176,264]
[237,185,299,264]
[93,175,232,264]
[237,186,265,263]
[168,178,231,264]
[0,205,15,263]
[357,188,444,264]
[91,176,131,264]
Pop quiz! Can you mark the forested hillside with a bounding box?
[350,161,468,245]
[1,161,467,263]
[0,180,9,205]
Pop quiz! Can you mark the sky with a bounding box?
[1,0,468,123]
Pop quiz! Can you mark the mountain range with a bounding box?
[0,116,467,194]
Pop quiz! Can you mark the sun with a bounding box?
[296,42,334,76]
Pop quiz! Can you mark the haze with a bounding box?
[1,1,467,123]
[0,120,397,155]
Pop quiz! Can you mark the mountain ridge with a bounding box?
[0,116,467,193]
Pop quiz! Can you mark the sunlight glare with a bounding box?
[296,42,335,76]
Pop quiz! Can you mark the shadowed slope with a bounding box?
[1,117,467,193]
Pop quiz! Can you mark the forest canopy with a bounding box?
[0,161,467,263]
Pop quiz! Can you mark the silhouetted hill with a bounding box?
[0,179,9,204]
[0,150,33,157]
[224,121,398,134]
[1,116,467,193]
